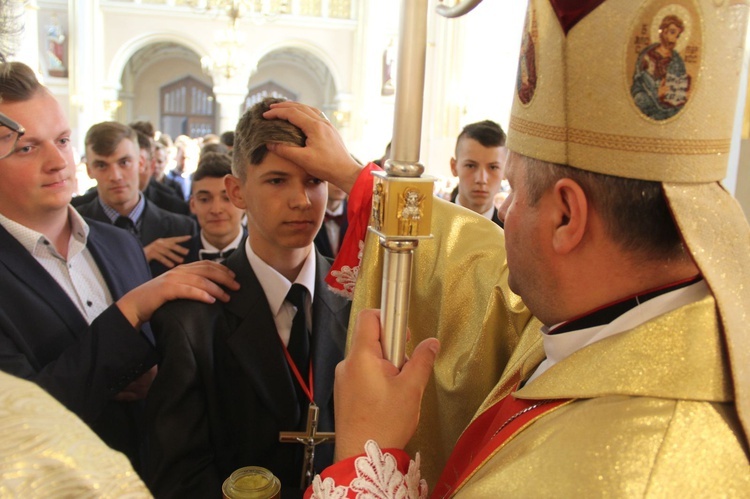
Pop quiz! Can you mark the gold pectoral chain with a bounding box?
[492,400,553,439]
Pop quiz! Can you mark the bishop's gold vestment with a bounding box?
[0,370,151,497]
[452,293,749,496]
[349,197,536,486]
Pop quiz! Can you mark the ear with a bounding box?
[189,195,197,215]
[550,178,588,255]
[85,161,94,179]
[450,157,458,177]
[138,153,146,173]
[225,174,247,210]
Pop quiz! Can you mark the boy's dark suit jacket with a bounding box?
[146,244,351,498]
[0,219,158,471]
[73,182,191,216]
[143,178,191,216]
[76,197,197,276]
[183,229,248,264]
[314,202,348,259]
[450,190,504,228]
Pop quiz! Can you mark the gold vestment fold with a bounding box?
[349,198,535,486]
[454,294,749,497]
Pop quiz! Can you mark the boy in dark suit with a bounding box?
[76,122,198,276]
[71,128,192,216]
[449,120,507,227]
[146,97,351,498]
[313,182,348,259]
[184,151,246,263]
[0,61,238,475]
[132,127,192,216]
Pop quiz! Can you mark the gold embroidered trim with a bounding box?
[451,399,575,497]
[510,116,567,142]
[509,116,730,155]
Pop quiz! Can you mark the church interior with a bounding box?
[7,0,750,213]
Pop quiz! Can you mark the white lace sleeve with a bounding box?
[310,440,428,499]
[327,240,364,299]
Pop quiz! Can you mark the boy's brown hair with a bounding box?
[232,97,306,181]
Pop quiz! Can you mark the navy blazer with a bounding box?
[146,245,351,498]
[0,218,158,470]
[76,197,198,276]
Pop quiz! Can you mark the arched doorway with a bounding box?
[248,46,337,112]
[119,41,214,137]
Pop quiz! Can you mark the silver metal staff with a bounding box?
[373,0,485,368]
[371,0,434,369]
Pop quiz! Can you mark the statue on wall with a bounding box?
[46,14,67,78]
[381,37,397,96]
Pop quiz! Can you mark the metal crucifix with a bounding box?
[279,403,334,489]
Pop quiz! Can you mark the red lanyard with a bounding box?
[281,343,314,403]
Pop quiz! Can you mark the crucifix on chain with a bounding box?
[279,403,335,489]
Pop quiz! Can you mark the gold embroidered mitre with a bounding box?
[507,0,750,441]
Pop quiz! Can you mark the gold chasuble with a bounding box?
[451,294,749,496]
[0,370,151,497]
[347,197,535,486]
[318,0,750,494]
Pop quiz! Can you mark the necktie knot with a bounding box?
[324,212,346,227]
[199,248,235,261]
[286,283,308,310]
[114,216,138,235]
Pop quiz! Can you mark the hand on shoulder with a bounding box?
[116,261,239,329]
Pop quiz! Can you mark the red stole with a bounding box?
[432,385,570,498]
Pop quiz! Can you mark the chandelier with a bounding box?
[199,1,289,79]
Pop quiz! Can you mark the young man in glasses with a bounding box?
[0,60,238,475]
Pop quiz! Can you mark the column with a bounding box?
[16,1,40,69]
[68,0,101,149]
[212,75,249,134]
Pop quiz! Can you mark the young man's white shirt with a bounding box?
[246,239,317,347]
[323,202,346,255]
[198,229,244,262]
[0,208,112,323]
[455,196,495,220]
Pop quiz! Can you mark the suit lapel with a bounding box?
[314,230,333,258]
[311,251,349,408]
[138,200,161,245]
[86,224,127,300]
[221,246,301,424]
[0,224,87,336]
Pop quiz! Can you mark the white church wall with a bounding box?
[248,63,325,108]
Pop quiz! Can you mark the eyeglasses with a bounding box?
[0,112,25,160]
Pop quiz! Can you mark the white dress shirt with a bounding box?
[455,196,495,220]
[198,229,244,263]
[245,239,317,347]
[527,280,710,384]
[0,208,113,324]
